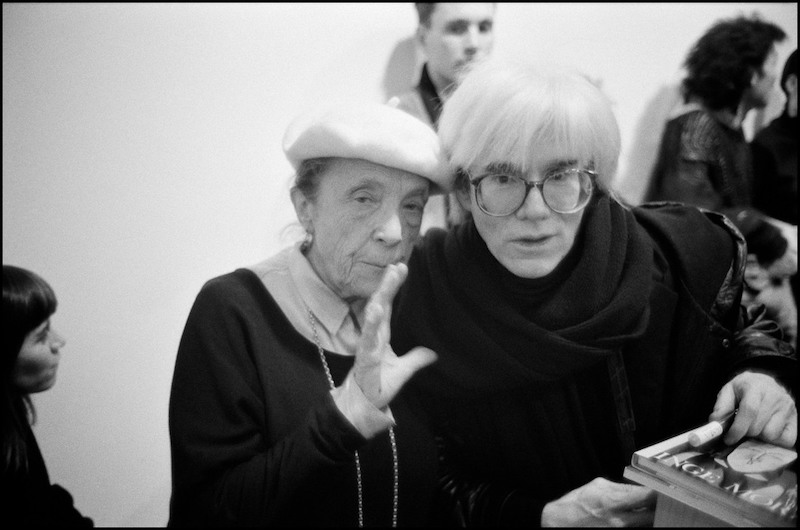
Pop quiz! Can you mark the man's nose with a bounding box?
[516,182,550,219]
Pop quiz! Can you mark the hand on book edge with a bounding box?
[712,371,797,448]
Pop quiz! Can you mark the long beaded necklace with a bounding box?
[306,308,399,528]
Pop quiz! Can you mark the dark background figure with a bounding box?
[3,265,93,527]
[644,15,797,346]
[753,49,797,225]
[751,48,798,346]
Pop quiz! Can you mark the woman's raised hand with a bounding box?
[353,263,437,410]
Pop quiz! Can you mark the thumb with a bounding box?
[398,347,438,374]
[375,348,438,409]
[390,347,438,390]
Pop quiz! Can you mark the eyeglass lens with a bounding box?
[478,170,592,215]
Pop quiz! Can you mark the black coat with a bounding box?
[392,200,795,526]
[4,420,93,527]
[169,270,438,527]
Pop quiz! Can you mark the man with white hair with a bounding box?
[392,60,797,527]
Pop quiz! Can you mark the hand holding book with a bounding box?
[625,420,797,527]
[540,478,656,527]
[709,370,797,448]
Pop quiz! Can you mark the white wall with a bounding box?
[3,3,796,526]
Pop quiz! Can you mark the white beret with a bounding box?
[282,102,452,194]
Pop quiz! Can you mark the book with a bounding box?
[623,419,797,527]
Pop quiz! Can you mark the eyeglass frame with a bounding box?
[465,167,597,216]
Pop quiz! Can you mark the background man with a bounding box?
[390,3,497,230]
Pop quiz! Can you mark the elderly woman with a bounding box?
[168,103,449,527]
[391,61,797,526]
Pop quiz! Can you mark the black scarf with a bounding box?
[394,193,654,393]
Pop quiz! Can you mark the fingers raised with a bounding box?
[370,263,408,311]
[398,347,437,375]
[358,302,385,359]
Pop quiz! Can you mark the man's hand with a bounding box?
[541,478,656,527]
[710,371,797,448]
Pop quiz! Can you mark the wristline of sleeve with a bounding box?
[437,453,547,526]
[498,490,548,527]
[315,391,372,457]
[330,371,395,440]
[730,327,796,394]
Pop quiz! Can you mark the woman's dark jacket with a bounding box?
[4,419,93,527]
[169,269,438,527]
[391,197,795,526]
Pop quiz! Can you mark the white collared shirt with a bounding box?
[250,243,361,355]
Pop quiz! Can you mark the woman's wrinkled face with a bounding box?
[13,318,65,393]
[465,151,588,279]
[298,158,430,302]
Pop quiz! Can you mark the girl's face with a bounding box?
[13,318,65,393]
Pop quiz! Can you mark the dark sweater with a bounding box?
[168,269,438,527]
[5,420,93,527]
[392,200,795,526]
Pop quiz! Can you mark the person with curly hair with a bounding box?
[645,15,796,346]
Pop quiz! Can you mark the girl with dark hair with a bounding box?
[2,265,92,527]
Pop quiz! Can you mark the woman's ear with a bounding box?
[290,187,314,233]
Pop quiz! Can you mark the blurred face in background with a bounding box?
[746,45,780,109]
[13,318,65,393]
[418,3,496,93]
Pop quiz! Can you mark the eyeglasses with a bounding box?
[469,168,596,216]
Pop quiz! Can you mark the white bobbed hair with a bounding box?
[438,59,621,189]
